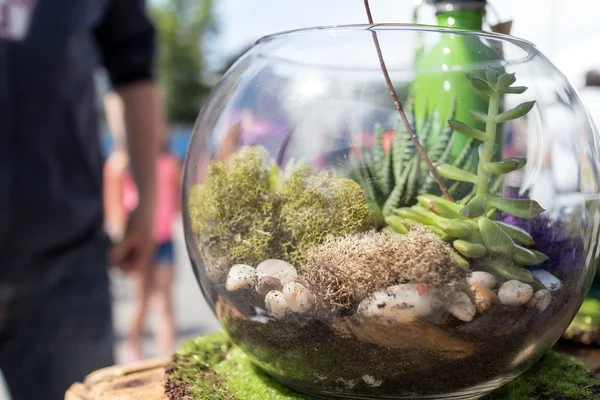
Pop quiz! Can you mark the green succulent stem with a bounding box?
[476,93,499,196]
[388,68,551,279]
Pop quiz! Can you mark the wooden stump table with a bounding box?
[65,358,170,400]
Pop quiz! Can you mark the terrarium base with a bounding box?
[161,331,600,400]
[273,375,507,400]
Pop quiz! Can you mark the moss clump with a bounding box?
[167,331,309,400]
[165,331,600,400]
[278,166,376,266]
[301,228,467,310]
[189,148,377,272]
[189,147,277,270]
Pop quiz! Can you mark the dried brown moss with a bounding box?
[302,229,467,310]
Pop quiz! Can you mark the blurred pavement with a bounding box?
[0,217,221,399]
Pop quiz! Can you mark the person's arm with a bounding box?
[95,0,166,272]
[103,153,126,242]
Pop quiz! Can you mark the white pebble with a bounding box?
[256,259,297,284]
[357,283,442,323]
[264,290,291,319]
[225,264,256,291]
[467,271,496,289]
[362,375,383,387]
[498,280,534,306]
[448,292,476,322]
[531,270,562,292]
[282,282,315,313]
[527,289,551,311]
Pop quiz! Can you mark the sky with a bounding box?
[208,0,600,87]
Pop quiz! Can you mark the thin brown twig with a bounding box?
[363,0,453,202]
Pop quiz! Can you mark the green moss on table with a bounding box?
[166,332,600,400]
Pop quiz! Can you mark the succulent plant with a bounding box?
[387,68,549,282]
[344,103,478,223]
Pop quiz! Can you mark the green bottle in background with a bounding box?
[413,0,498,161]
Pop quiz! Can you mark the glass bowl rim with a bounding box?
[256,23,536,48]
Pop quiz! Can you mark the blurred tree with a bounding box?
[151,0,216,124]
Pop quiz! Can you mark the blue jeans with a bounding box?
[0,237,114,400]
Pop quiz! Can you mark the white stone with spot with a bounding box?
[448,292,476,322]
[467,271,496,289]
[527,289,552,311]
[282,282,315,313]
[498,280,534,306]
[256,259,297,284]
[264,290,291,319]
[225,264,256,291]
[531,270,562,292]
[357,283,442,323]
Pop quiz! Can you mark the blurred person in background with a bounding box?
[0,1,165,399]
[104,92,181,361]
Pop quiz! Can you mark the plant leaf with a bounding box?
[485,195,545,218]
[469,110,488,124]
[478,217,513,253]
[485,157,527,174]
[436,163,478,183]
[495,101,536,123]
[510,244,540,266]
[495,72,516,89]
[428,199,464,219]
[393,207,439,226]
[531,250,550,264]
[385,215,409,234]
[500,86,528,94]
[372,123,387,183]
[404,156,420,204]
[495,221,534,246]
[453,240,487,258]
[447,119,488,141]
[486,67,499,86]
[465,72,495,96]
[461,195,487,218]
[488,257,534,283]
[437,220,475,237]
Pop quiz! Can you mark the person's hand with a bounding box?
[109,205,154,274]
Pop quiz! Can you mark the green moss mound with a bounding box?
[278,166,376,266]
[165,332,600,400]
[188,147,377,271]
[189,147,277,269]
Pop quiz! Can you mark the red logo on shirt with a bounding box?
[0,0,37,41]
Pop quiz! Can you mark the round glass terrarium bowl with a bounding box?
[183,25,600,399]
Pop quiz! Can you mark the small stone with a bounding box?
[256,276,283,296]
[225,264,256,291]
[467,271,496,289]
[469,284,498,313]
[362,375,383,387]
[531,270,562,292]
[256,259,297,284]
[282,282,315,312]
[527,289,551,311]
[357,283,442,323]
[498,280,534,306]
[264,290,291,319]
[448,292,476,322]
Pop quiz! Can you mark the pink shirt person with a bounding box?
[122,153,180,243]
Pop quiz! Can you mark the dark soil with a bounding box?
[216,285,571,398]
